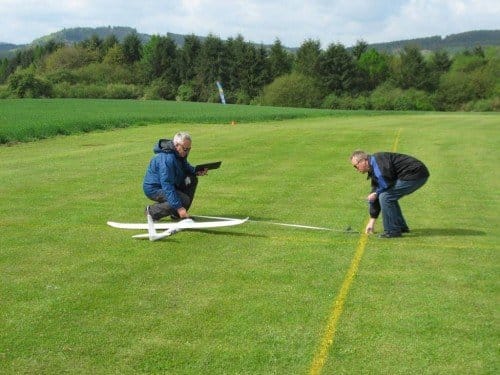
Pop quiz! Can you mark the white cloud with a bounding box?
[361,0,500,44]
[1,0,498,46]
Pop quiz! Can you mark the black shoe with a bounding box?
[145,205,160,221]
[401,227,410,233]
[170,214,180,221]
[378,231,402,238]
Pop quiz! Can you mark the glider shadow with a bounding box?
[192,229,266,238]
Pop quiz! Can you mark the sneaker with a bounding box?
[170,214,180,221]
[378,231,402,238]
[401,227,410,233]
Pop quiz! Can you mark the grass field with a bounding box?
[0,99,382,144]
[0,103,499,374]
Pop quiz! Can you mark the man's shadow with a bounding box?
[410,228,486,237]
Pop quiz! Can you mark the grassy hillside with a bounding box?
[1,109,498,374]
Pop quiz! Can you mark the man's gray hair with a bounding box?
[350,150,369,162]
[173,132,192,145]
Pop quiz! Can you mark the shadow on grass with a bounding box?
[195,229,267,238]
[144,230,265,245]
[410,228,486,237]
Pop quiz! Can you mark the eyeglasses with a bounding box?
[176,144,191,152]
[353,159,365,169]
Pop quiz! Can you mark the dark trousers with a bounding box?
[147,175,198,220]
[378,177,428,234]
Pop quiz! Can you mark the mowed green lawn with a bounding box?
[0,111,498,374]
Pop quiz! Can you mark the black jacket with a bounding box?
[369,152,429,194]
[368,152,429,218]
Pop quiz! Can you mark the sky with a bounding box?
[1,0,499,47]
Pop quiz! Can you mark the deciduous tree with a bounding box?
[357,48,390,91]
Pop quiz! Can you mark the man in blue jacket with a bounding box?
[350,150,429,238]
[143,132,207,221]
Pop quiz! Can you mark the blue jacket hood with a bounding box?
[154,139,176,155]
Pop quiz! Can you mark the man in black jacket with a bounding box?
[350,150,429,238]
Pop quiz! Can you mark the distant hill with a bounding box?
[1,27,499,59]
[30,26,195,48]
[0,42,27,57]
[0,26,201,59]
[366,30,500,53]
[0,42,21,51]
[31,26,151,45]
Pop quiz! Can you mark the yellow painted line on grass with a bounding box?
[392,128,402,151]
[308,233,368,375]
[308,129,403,374]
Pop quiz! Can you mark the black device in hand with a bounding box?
[195,161,222,172]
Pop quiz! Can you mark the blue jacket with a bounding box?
[143,140,195,209]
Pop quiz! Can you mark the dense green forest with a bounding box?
[1,29,499,111]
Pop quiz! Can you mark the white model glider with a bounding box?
[107,214,249,241]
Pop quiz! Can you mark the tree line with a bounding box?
[0,32,498,111]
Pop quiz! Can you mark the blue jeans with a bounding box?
[378,177,428,234]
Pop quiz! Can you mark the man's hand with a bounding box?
[367,192,377,202]
[196,168,208,176]
[177,207,189,219]
[365,218,376,234]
